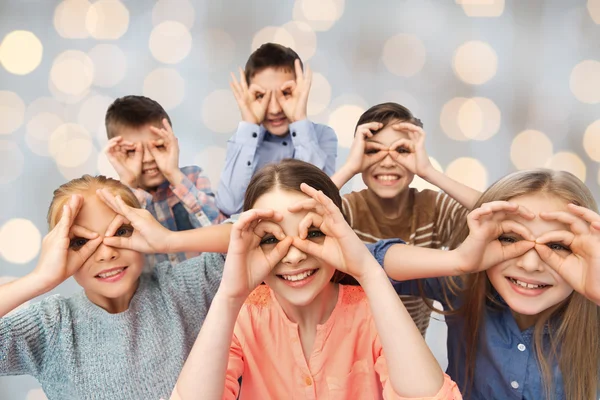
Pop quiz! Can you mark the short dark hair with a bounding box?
[243,159,355,285]
[245,43,303,83]
[355,102,423,134]
[105,95,172,139]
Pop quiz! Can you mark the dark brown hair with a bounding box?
[243,159,353,284]
[439,169,599,399]
[245,43,303,84]
[105,95,172,139]
[355,102,423,133]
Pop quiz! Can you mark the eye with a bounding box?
[126,149,136,155]
[282,90,292,97]
[260,235,279,246]
[306,229,325,240]
[498,235,518,244]
[115,225,134,237]
[547,242,571,253]
[69,237,89,251]
[365,149,380,155]
[255,93,264,100]
[395,147,410,154]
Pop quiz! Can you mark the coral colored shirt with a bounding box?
[224,285,462,400]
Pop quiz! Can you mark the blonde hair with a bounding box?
[443,169,600,400]
[47,175,140,230]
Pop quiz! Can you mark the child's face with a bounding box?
[71,193,145,310]
[250,67,295,136]
[252,188,336,307]
[117,124,166,190]
[486,193,574,322]
[361,123,415,198]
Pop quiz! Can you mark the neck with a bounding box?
[84,279,139,314]
[275,283,339,330]
[368,187,411,219]
[511,303,559,331]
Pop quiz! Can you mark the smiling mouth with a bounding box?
[507,277,551,290]
[143,168,160,176]
[374,174,400,184]
[267,117,287,125]
[96,267,128,279]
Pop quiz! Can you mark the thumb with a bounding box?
[264,236,293,267]
[69,236,103,272]
[534,243,566,274]
[501,240,535,261]
[103,235,136,251]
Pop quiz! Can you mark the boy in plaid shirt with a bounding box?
[104,95,225,266]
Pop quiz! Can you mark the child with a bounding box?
[0,175,229,399]
[105,95,224,266]
[216,43,338,217]
[171,159,462,399]
[369,169,600,399]
[331,102,482,336]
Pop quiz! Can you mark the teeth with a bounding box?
[281,270,315,282]
[509,278,547,289]
[376,175,399,181]
[144,168,158,175]
[98,268,124,279]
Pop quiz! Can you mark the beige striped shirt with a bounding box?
[342,188,468,336]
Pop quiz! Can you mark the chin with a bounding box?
[264,123,290,137]
[140,175,166,190]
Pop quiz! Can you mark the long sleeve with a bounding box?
[433,192,468,249]
[0,297,63,377]
[289,120,338,175]
[131,187,154,210]
[216,122,263,216]
[171,166,224,225]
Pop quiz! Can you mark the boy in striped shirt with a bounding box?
[331,102,482,336]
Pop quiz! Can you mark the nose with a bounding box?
[281,245,307,266]
[94,242,120,263]
[516,248,544,273]
[141,143,154,163]
[268,93,283,116]
[379,152,395,167]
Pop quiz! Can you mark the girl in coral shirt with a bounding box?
[171,159,462,400]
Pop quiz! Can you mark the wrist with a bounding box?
[165,169,184,186]
[214,288,246,310]
[355,265,388,289]
[419,165,438,181]
[26,272,57,295]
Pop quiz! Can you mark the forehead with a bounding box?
[73,193,117,234]
[507,193,570,235]
[116,124,161,143]
[250,67,295,89]
[365,122,409,145]
[252,188,311,228]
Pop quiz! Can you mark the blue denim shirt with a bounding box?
[368,240,575,400]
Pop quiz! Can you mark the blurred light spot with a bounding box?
[26,112,64,156]
[152,0,196,29]
[143,68,185,110]
[0,31,43,75]
[96,151,119,179]
[88,44,127,87]
[0,219,41,264]
[546,152,587,182]
[197,29,235,71]
[382,34,426,77]
[457,97,501,140]
[86,0,129,40]
[440,97,469,141]
[50,50,94,96]
[281,21,317,61]
[201,90,239,134]
[510,130,553,169]
[570,60,600,104]
[26,97,69,121]
[588,0,600,24]
[0,140,24,184]
[410,157,443,191]
[307,73,331,116]
[329,94,369,110]
[54,0,91,39]
[293,0,345,31]
[251,26,295,51]
[453,41,497,85]
[445,157,488,191]
[328,104,365,148]
[49,78,90,105]
[49,123,93,168]
[58,147,98,180]
[457,0,505,17]
[77,94,113,134]
[149,21,192,64]
[0,91,25,134]
[194,146,227,187]
[583,119,600,162]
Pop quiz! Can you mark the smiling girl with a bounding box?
[170,159,462,399]
[368,169,600,399]
[0,175,229,399]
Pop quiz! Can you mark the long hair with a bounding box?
[244,159,353,284]
[48,175,140,230]
[444,169,599,399]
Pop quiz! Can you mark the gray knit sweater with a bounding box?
[0,252,224,400]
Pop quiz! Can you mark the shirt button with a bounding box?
[282,141,287,146]
[304,376,312,386]
[252,132,257,138]
[247,161,251,166]
[292,132,297,137]
[517,343,526,351]
[511,381,519,389]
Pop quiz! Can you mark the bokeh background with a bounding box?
[1,0,600,398]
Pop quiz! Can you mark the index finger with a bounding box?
[239,67,249,91]
[294,59,304,84]
[104,214,130,237]
[299,183,345,224]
